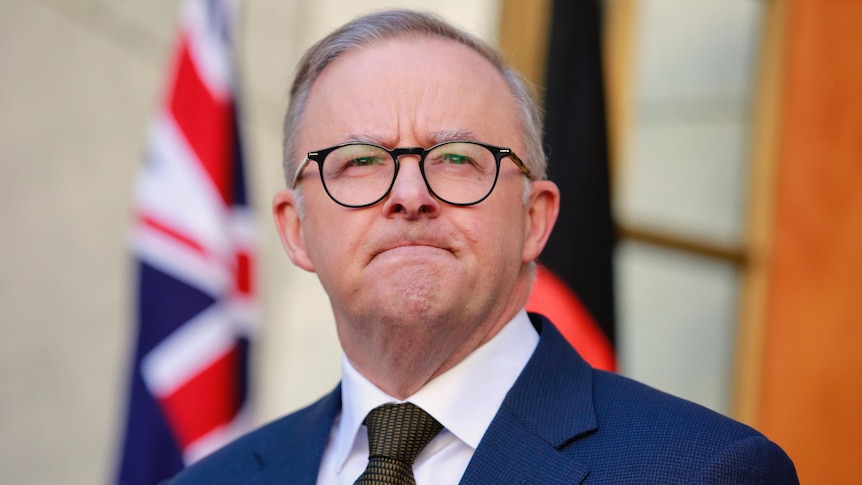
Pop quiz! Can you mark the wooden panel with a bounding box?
[733,0,788,425]
[498,0,552,93]
[757,1,862,483]
[602,0,636,186]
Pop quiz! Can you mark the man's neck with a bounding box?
[338,283,532,399]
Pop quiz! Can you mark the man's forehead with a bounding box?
[316,35,498,82]
[299,35,519,150]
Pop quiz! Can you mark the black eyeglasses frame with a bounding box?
[291,140,534,208]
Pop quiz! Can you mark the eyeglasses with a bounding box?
[291,140,534,208]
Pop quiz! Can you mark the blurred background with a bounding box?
[0,0,859,483]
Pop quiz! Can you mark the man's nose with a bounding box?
[381,157,441,218]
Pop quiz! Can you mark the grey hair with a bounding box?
[281,9,547,187]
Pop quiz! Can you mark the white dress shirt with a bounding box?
[316,310,539,485]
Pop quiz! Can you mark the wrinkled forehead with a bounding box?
[298,35,522,150]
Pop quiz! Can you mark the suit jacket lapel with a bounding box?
[459,314,596,484]
[243,315,596,484]
[244,385,342,485]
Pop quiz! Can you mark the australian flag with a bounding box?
[116,0,256,483]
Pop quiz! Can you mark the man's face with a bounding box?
[274,36,557,361]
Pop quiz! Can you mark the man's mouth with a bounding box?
[371,240,453,262]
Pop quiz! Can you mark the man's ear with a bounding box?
[522,180,560,263]
[272,189,315,272]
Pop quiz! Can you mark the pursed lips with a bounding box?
[371,240,454,261]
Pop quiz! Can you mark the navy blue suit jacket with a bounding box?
[167,314,798,484]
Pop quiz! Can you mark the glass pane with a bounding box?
[616,0,764,244]
[617,241,739,414]
[612,0,765,415]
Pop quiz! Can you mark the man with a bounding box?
[167,9,798,484]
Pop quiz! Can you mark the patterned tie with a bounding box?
[354,403,443,485]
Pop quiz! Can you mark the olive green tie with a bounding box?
[354,403,443,485]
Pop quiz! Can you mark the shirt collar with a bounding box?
[333,310,538,472]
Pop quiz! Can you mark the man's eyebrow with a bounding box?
[428,129,479,144]
[338,129,479,148]
[341,133,391,146]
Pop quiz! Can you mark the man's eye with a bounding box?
[348,156,383,166]
[441,153,471,165]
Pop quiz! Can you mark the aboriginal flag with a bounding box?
[526,0,616,371]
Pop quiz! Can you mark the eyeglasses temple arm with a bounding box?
[291,157,312,188]
[508,152,535,180]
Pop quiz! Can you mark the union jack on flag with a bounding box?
[116,0,256,483]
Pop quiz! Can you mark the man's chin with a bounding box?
[361,281,459,324]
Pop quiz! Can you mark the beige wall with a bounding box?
[0,1,497,483]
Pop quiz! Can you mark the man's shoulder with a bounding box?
[577,370,798,483]
[530,314,764,441]
[516,317,797,482]
[163,387,341,484]
[591,368,759,439]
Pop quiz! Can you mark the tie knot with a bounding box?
[363,403,443,465]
